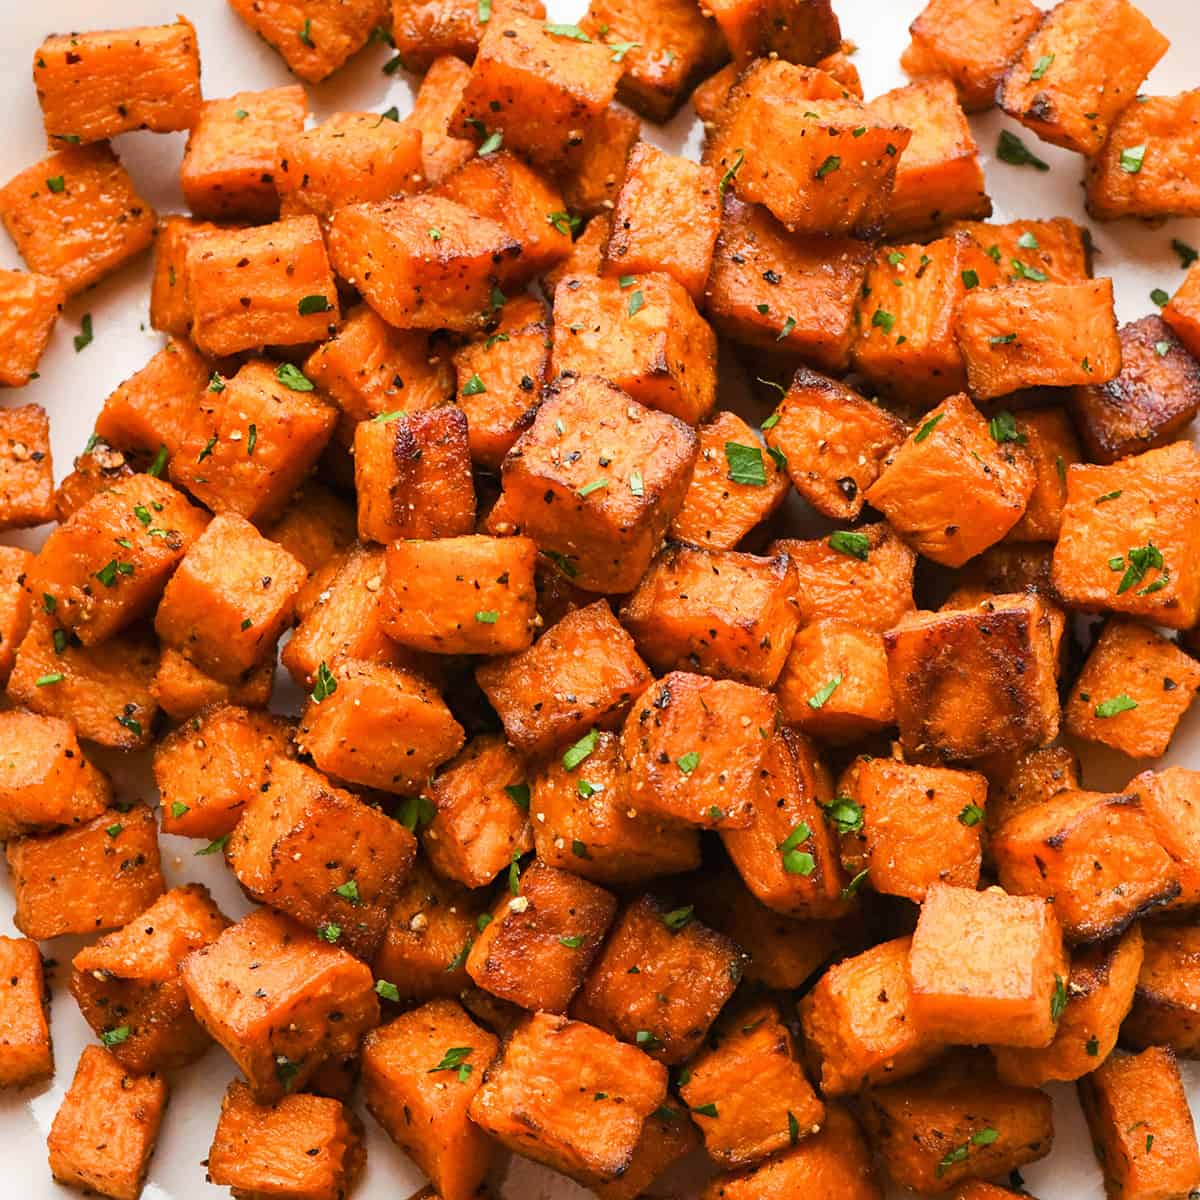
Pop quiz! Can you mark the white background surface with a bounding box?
[1,1,1199,1197]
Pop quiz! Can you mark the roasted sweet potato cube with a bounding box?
[48,1045,167,1200]
[1163,262,1200,359]
[0,403,52,531]
[53,437,137,523]
[497,375,697,592]
[573,893,741,1063]
[681,998,823,1166]
[866,394,1034,567]
[1079,1046,1200,1200]
[999,0,1168,156]
[0,269,63,387]
[949,217,1091,286]
[692,61,739,125]
[1128,768,1200,910]
[704,194,872,370]
[1003,409,1081,543]
[227,0,385,82]
[263,480,357,608]
[469,1011,667,1182]
[153,650,274,721]
[410,55,476,185]
[802,935,944,1097]
[6,804,164,940]
[70,884,229,1074]
[993,924,1143,1086]
[623,671,775,830]
[861,1052,1054,1193]
[704,0,840,65]
[363,999,498,1200]
[0,547,33,687]
[1123,922,1200,1056]
[391,0,545,70]
[1051,441,1200,629]
[0,143,155,297]
[148,215,220,338]
[816,43,862,95]
[452,14,624,169]
[593,1107,700,1200]
[560,104,641,218]
[0,936,51,1088]
[182,907,379,1101]
[903,0,1042,112]
[986,745,1081,836]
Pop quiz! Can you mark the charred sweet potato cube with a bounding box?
[1004,409,1081,542]
[6,804,164,940]
[801,936,944,1096]
[957,278,1121,399]
[497,375,697,592]
[227,0,385,82]
[902,0,1042,112]
[681,998,824,1166]
[182,907,379,1101]
[0,269,63,387]
[993,924,1143,1086]
[1124,922,1200,1055]
[452,14,624,169]
[409,55,476,185]
[363,999,498,1200]
[551,272,717,425]
[391,0,545,69]
[1051,441,1200,629]
[949,217,1091,286]
[0,548,34,687]
[622,671,775,830]
[620,544,798,687]
[0,935,51,1088]
[999,0,1168,156]
[153,651,274,721]
[70,884,229,1074]
[469,1011,667,1182]
[48,1045,167,1200]
[600,143,721,301]
[861,1052,1054,1193]
[0,404,52,530]
[573,894,741,1063]
[181,86,307,221]
[560,104,642,218]
[704,194,872,370]
[1079,1046,1200,1200]
[866,394,1034,567]
[704,0,840,66]
[0,143,155,296]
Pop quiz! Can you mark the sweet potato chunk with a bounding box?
[593,1108,700,1200]
[0,403,52,530]
[390,0,545,70]
[148,215,221,338]
[949,216,1091,285]
[560,105,642,218]
[704,0,840,67]
[410,55,476,185]
[1129,768,1200,910]
[154,650,273,722]
[0,547,33,687]
[1004,409,1081,542]
[0,936,51,1088]
[227,0,386,82]
[1123,923,1200,1056]
[53,438,136,523]
[0,269,63,387]
[1163,262,1200,359]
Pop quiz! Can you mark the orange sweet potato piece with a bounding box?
[947,216,1091,285]
[1163,262,1200,359]
[1003,408,1081,542]
[410,55,476,186]
[1128,768,1200,910]
[560,104,642,218]
[704,0,841,66]
[592,1108,700,1200]
[227,0,387,82]
[148,215,223,338]
[0,547,33,687]
[1123,922,1200,1056]
[0,936,51,1088]
[53,437,136,523]
[153,650,274,721]
[0,269,64,387]
[390,0,545,70]
[0,403,53,531]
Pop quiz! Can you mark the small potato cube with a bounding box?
[466,860,616,1012]
[620,544,798,687]
[469,1011,667,1183]
[452,14,624,169]
[48,1045,167,1200]
[560,104,642,218]
[0,144,155,296]
[353,407,475,544]
[866,393,1034,567]
[0,547,33,686]
[0,936,51,1087]
[391,0,546,70]
[299,658,465,794]
[155,706,294,840]
[227,0,385,82]
[704,0,840,66]
[33,19,200,143]
[909,883,1068,1048]
[705,194,872,370]
[1004,409,1081,542]
[6,805,164,940]
[70,884,229,1074]
[552,272,717,425]
[185,216,339,356]
[0,269,64,387]
[497,375,697,592]
[0,404,53,530]
[363,999,498,1200]
[153,651,274,721]
[329,194,521,333]
[1079,1046,1200,1200]
[998,0,1168,156]
[410,55,476,185]
[903,0,1042,112]
[949,216,1091,285]
[622,671,776,830]
[182,907,379,1101]
[1051,441,1200,629]
[801,936,944,1097]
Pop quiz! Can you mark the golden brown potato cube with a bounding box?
[1004,409,1081,542]
[0,935,51,1088]
[153,650,274,721]
[622,671,775,830]
[33,19,200,144]
[0,547,34,686]
[469,1011,668,1183]
[573,894,742,1064]
[70,884,229,1074]
[1123,922,1200,1056]
[560,104,642,218]
[903,0,1042,112]
[0,269,63,388]
[861,1052,1054,1193]
[6,804,164,940]
[621,544,798,687]
[0,404,52,531]
[1079,1046,1200,1200]
[1051,441,1200,629]
[363,999,498,1200]
[0,143,155,297]
[999,0,1168,156]
[497,374,697,592]
[601,142,721,301]
[452,14,624,169]
[227,0,386,82]
[802,936,944,1098]
[681,998,824,1167]
[704,194,872,370]
[704,0,840,66]
[391,0,545,70]
[948,216,1091,285]
[48,1045,167,1200]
